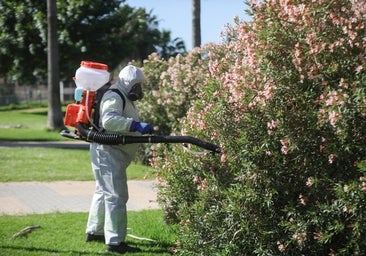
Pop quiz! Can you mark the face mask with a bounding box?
[128,83,144,101]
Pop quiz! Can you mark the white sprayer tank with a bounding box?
[74,61,110,91]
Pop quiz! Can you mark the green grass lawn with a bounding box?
[0,147,155,182]
[0,107,65,141]
[0,210,177,256]
[0,106,155,181]
[0,106,176,256]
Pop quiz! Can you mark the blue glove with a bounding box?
[130,120,154,134]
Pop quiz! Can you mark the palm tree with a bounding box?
[192,0,201,48]
[47,0,64,130]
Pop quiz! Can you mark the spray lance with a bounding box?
[61,61,221,154]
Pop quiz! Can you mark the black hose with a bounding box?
[70,123,221,153]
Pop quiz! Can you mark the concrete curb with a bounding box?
[0,141,89,149]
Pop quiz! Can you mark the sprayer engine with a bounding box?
[64,90,96,128]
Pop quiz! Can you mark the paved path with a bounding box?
[0,180,159,215]
[0,141,159,215]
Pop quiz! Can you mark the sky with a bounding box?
[127,0,251,50]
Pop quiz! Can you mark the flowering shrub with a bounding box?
[141,0,366,254]
[137,48,210,135]
[135,49,210,163]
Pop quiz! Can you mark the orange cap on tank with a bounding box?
[80,61,108,70]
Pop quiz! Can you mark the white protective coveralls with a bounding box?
[86,65,145,245]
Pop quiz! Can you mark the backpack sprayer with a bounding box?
[61,61,221,154]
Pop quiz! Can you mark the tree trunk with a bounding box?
[47,0,64,130]
[192,0,201,48]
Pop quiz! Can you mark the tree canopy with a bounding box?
[0,0,186,85]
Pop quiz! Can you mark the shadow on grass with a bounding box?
[1,240,175,255]
[0,245,108,255]
[129,240,176,254]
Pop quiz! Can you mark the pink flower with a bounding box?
[328,154,336,164]
[356,65,363,74]
[197,178,207,191]
[361,182,366,191]
[220,153,228,163]
[267,119,279,129]
[343,205,350,212]
[193,176,207,191]
[277,241,286,252]
[193,176,200,184]
[267,119,279,135]
[292,231,307,246]
[299,194,308,205]
[280,139,289,155]
[306,177,314,187]
[328,111,341,127]
[313,232,321,240]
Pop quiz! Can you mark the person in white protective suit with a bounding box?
[85,64,154,254]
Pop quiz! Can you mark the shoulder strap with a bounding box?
[108,88,126,110]
[91,88,126,130]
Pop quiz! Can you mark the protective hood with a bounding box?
[118,65,146,93]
